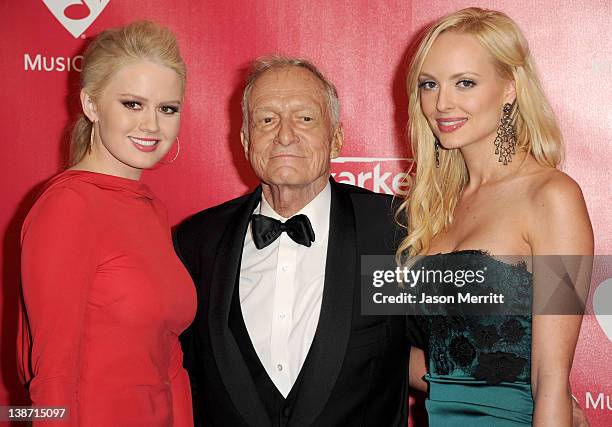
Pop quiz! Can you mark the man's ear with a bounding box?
[80,89,98,122]
[504,79,516,106]
[240,130,249,160]
[330,123,344,159]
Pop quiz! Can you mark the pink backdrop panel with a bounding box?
[1,1,610,425]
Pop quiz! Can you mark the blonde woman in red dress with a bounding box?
[19,21,195,426]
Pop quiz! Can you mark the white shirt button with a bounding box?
[281,264,290,272]
[279,313,286,320]
[276,363,283,371]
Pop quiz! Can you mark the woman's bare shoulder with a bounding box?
[527,168,585,209]
[522,167,592,254]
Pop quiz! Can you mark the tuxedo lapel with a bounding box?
[289,180,356,427]
[206,186,271,427]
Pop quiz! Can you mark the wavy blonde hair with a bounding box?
[396,7,563,261]
[70,21,186,166]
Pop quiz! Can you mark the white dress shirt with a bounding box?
[239,183,331,397]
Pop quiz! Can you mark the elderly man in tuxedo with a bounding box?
[174,56,424,426]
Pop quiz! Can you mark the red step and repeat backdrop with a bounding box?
[1,1,611,425]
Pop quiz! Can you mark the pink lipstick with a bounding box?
[436,118,467,133]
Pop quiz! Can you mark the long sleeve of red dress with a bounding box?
[19,170,196,426]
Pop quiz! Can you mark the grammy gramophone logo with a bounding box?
[43,0,110,38]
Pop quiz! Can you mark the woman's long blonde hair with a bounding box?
[70,21,186,166]
[396,7,563,261]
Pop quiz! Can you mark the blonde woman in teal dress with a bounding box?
[398,8,593,426]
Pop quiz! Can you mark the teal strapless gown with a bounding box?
[416,250,533,426]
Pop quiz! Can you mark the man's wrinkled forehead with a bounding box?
[248,66,328,109]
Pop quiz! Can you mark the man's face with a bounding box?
[242,66,342,192]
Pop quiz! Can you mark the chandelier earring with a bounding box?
[494,103,517,165]
[161,137,181,165]
[434,137,441,168]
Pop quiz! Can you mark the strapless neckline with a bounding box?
[432,249,532,276]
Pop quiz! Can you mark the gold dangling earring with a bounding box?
[434,137,441,168]
[162,137,180,165]
[89,122,95,154]
[494,103,517,165]
[87,122,98,154]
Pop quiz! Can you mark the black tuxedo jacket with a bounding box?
[174,180,423,427]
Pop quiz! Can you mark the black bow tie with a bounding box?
[251,213,315,249]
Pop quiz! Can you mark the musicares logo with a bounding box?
[43,0,110,38]
[585,391,612,411]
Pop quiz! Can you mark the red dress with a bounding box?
[18,170,197,426]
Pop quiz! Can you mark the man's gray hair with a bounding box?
[240,55,341,141]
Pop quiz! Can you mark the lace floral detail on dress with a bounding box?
[500,318,525,343]
[475,352,528,385]
[472,324,501,348]
[425,315,532,384]
[448,335,476,366]
[418,251,533,384]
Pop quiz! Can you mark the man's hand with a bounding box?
[572,395,590,427]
